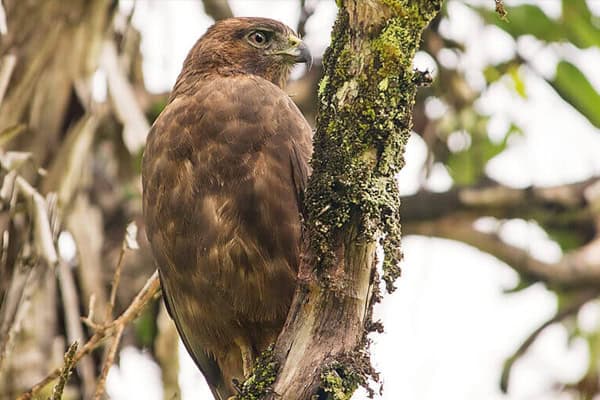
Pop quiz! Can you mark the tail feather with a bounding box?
[159,273,234,400]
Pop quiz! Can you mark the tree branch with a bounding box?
[0,165,59,375]
[297,0,316,38]
[49,342,79,400]
[93,325,123,400]
[102,41,150,154]
[499,289,598,393]
[200,0,233,21]
[404,214,600,288]
[401,178,599,227]
[255,2,443,399]
[56,260,96,398]
[0,54,16,105]
[16,270,160,400]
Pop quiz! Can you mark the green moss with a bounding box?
[305,1,442,395]
[306,1,441,290]
[319,363,363,400]
[318,75,330,98]
[236,346,278,400]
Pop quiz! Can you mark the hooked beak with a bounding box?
[294,41,313,69]
[276,35,313,70]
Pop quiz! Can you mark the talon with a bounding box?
[232,378,242,394]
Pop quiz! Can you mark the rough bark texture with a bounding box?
[248,2,442,399]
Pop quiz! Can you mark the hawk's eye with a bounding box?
[247,31,271,48]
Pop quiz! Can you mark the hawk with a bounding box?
[142,17,313,399]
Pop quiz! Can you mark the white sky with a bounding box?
[106,1,600,399]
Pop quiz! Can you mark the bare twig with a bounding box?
[67,196,108,325]
[404,215,600,288]
[49,341,79,400]
[105,244,126,322]
[92,226,134,399]
[0,167,59,375]
[0,0,7,36]
[500,290,598,392]
[14,176,58,267]
[57,259,96,398]
[401,177,598,225]
[101,41,150,153]
[42,115,99,208]
[0,260,40,374]
[16,270,161,400]
[200,0,233,21]
[0,54,16,105]
[93,325,124,400]
[297,0,316,38]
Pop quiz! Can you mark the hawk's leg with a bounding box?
[228,378,242,400]
[234,336,254,377]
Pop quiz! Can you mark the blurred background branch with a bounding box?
[200,0,233,21]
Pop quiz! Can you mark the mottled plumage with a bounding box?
[142,17,312,399]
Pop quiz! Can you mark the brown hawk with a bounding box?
[142,17,313,400]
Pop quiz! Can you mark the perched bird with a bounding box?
[142,17,313,400]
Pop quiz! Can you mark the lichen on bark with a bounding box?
[262,2,442,399]
[305,0,442,292]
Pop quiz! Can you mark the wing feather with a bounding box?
[159,272,229,400]
[142,74,312,399]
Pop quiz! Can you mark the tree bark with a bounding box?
[255,2,443,399]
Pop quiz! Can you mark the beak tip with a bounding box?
[295,42,313,70]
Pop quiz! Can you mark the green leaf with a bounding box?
[447,131,508,185]
[447,150,477,185]
[562,0,600,48]
[545,227,587,252]
[550,61,600,129]
[474,4,564,42]
[483,65,502,84]
[509,65,527,98]
[564,0,591,20]
[483,60,524,86]
[134,299,158,347]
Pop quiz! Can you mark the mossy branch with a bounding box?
[237,345,278,400]
[258,1,443,399]
[306,0,441,292]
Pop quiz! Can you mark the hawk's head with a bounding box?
[180,17,312,88]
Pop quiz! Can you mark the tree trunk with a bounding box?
[256,1,443,399]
